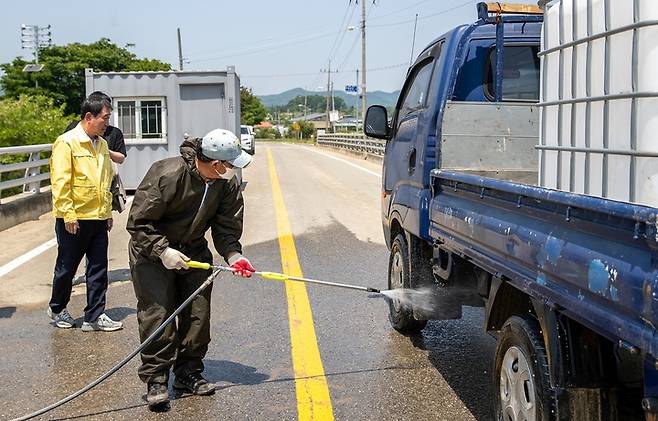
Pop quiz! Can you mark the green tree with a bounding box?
[0,38,171,115]
[0,95,70,148]
[255,127,281,139]
[240,86,268,126]
[285,95,347,113]
[0,94,71,197]
[287,120,315,139]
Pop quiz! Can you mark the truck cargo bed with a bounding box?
[429,169,658,357]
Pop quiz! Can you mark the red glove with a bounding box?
[229,255,256,277]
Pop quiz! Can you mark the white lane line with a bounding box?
[0,238,57,278]
[301,146,382,178]
[0,197,134,279]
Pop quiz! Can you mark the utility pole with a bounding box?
[331,81,335,112]
[321,60,336,132]
[303,89,307,120]
[360,0,367,125]
[326,61,331,132]
[21,24,51,88]
[177,28,184,71]
[356,69,360,131]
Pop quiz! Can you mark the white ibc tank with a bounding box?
[540,0,658,207]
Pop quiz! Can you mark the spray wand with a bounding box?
[187,261,381,294]
[13,261,382,420]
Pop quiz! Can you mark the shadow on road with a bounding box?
[73,268,132,287]
[205,359,270,386]
[105,306,137,321]
[0,306,16,318]
[408,307,496,421]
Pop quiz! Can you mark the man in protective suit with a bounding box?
[127,128,256,408]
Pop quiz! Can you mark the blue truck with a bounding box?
[365,2,658,420]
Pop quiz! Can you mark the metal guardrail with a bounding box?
[0,143,52,204]
[316,133,386,156]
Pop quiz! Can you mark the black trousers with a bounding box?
[129,243,213,384]
[49,218,109,323]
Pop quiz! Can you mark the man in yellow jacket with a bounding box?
[47,94,123,332]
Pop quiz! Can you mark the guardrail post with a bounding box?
[24,152,42,194]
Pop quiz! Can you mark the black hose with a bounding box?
[11,269,220,421]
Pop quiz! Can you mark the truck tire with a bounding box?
[494,315,553,421]
[387,233,428,333]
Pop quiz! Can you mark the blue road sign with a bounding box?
[345,85,358,93]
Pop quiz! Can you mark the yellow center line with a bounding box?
[266,148,335,420]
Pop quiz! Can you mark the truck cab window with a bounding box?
[398,60,434,120]
[485,45,540,101]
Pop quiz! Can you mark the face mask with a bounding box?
[215,164,237,180]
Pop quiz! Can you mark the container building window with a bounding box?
[114,98,167,143]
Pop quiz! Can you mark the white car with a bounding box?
[240,125,255,154]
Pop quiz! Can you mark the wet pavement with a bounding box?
[0,144,496,420]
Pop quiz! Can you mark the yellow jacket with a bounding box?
[50,123,113,222]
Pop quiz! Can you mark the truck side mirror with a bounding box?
[364,105,391,140]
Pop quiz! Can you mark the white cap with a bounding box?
[201,129,252,168]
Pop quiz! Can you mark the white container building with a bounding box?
[84,67,241,189]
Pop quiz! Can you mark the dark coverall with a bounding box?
[126,138,244,384]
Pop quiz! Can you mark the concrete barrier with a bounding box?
[0,188,52,232]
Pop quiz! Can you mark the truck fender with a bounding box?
[485,277,534,332]
[388,211,405,248]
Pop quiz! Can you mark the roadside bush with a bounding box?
[255,127,281,139]
[0,94,71,148]
[0,95,70,197]
[287,120,315,139]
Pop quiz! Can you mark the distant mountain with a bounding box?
[259,88,400,109]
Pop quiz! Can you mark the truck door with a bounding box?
[383,58,435,197]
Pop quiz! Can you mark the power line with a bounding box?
[185,1,475,66]
[241,62,406,79]
[186,3,355,64]
[325,3,355,66]
[189,31,338,63]
[369,0,475,28]
[367,0,433,21]
[304,1,358,106]
[337,3,375,73]
[337,32,360,72]
[185,24,346,59]
[187,1,475,76]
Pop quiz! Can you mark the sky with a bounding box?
[1,0,539,96]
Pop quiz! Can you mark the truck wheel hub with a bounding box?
[500,346,536,421]
[390,249,404,312]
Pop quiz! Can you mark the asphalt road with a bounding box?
[0,143,496,420]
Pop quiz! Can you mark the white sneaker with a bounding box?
[81,313,123,332]
[47,307,76,329]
